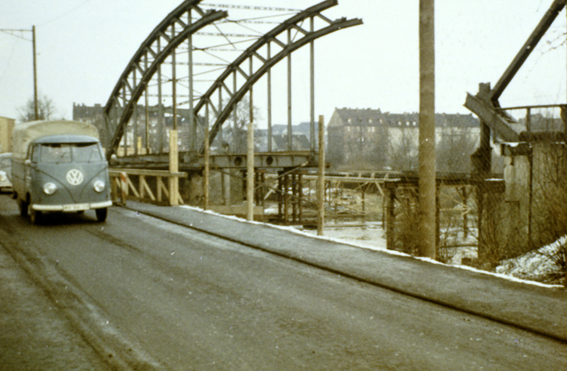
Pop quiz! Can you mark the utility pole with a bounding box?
[419,0,436,259]
[1,27,39,119]
[32,26,38,120]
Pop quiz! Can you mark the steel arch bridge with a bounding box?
[103,0,362,170]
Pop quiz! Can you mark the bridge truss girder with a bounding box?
[193,0,362,156]
[104,0,227,158]
[103,0,362,171]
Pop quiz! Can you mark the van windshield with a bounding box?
[40,143,103,163]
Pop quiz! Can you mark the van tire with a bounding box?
[30,207,42,225]
[18,198,28,217]
[95,208,108,222]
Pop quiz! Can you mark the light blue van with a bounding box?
[11,120,112,224]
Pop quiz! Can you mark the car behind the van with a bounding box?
[0,153,11,192]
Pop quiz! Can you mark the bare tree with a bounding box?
[17,94,60,122]
[219,95,261,153]
[341,125,390,170]
[389,128,418,171]
[436,127,478,173]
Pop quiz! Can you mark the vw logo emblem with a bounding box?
[66,169,84,186]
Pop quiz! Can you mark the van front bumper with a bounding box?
[33,200,113,212]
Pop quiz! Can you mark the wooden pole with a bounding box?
[204,106,210,210]
[247,58,255,221]
[172,24,177,131]
[317,115,325,236]
[32,26,38,120]
[419,0,436,259]
[246,101,254,221]
[386,187,396,249]
[246,120,254,221]
[462,187,469,239]
[284,174,290,223]
[298,173,303,224]
[169,130,179,206]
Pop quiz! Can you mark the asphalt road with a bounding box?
[0,194,565,370]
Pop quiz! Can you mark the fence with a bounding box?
[109,168,187,206]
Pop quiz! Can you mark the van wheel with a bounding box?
[95,208,108,222]
[18,199,28,217]
[29,207,42,225]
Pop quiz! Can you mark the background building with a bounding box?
[0,116,15,153]
[327,108,480,172]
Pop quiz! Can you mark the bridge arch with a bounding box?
[104,0,227,157]
[103,0,362,166]
[193,0,362,154]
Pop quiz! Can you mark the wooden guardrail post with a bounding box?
[246,112,254,221]
[169,130,179,206]
[120,172,127,205]
[204,118,210,210]
[317,115,325,236]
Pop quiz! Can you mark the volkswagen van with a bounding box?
[11,120,111,224]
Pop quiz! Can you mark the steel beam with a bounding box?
[200,16,363,153]
[490,0,566,104]
[193,0,362,153]
[464,92,519,142]
[466,0,565,144]
[111,152,317,170]
[104,0,227,158]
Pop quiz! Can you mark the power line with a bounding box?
[0,29,32,42]
[203,4,300,12]
[38,0,94,26]
[220,19,280,25]
[195,31,261,38]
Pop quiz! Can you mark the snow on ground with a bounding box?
[495,236,566,284]
[301,221,388,250]
[179,205,565,288]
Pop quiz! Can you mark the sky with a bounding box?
[1,0,566,127]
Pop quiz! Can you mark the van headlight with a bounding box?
[93,180,105,193]
[43,182,57,195]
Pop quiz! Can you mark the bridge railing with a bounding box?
[109,168,187,206]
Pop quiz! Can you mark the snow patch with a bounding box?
[495,236,566,284]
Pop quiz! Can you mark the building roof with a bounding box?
[330,108,479,128]
[330,108,384,127]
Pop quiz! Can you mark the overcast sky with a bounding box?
[1,0,566,126]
